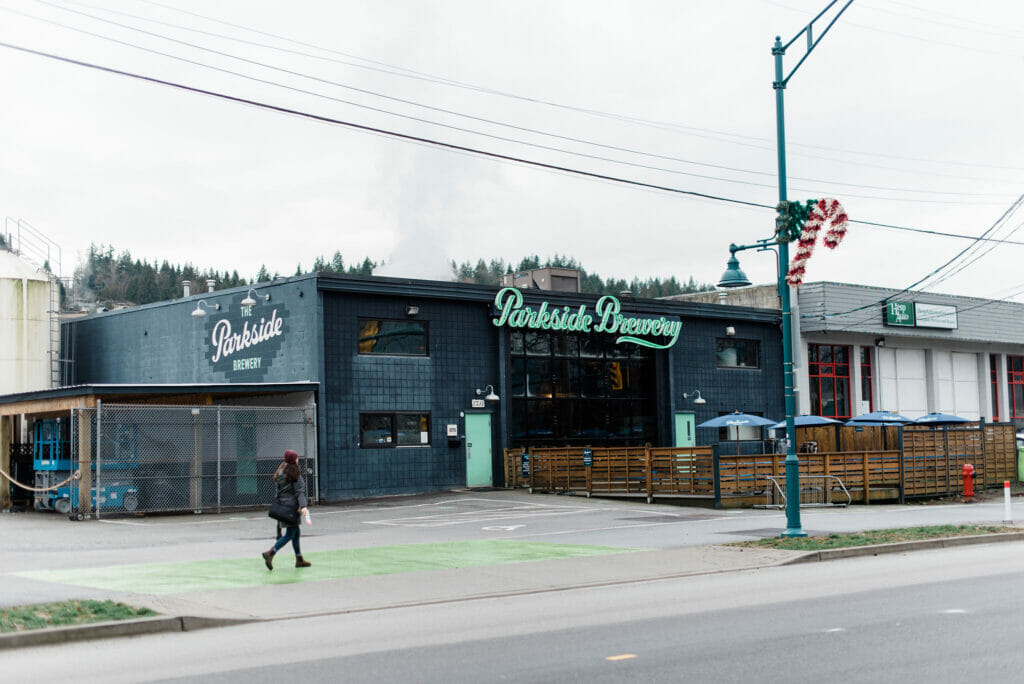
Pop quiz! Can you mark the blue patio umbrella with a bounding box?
[846,410,914,425]
[698,412,777,455]
[770,414,842,430]
[697,412,778,428]
[915,412,971,425]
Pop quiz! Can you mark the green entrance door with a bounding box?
[465,413,493,487]
[674,411,695,447]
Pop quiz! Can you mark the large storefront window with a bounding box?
[808,344,851,419]
[1008,356,1024,419]
[508,331,657,447]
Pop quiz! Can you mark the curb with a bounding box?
[0,615,253,650]
[784,531,1024,564]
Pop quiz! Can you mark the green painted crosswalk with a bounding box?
[16,540,637,595]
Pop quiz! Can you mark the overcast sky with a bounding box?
[1,0,1023,299]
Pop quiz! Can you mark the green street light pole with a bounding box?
[719,1,852,537]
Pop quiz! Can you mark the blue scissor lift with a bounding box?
[33,419,140,515]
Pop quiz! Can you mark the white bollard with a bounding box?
[1003,481,1013,524]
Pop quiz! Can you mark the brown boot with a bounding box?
[262,549,275,571]
[295,555,311,568]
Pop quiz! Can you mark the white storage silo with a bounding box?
[0,248,58,394]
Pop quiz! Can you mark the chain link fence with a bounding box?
[62,404,316,519]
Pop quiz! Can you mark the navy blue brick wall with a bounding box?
[321,292,499,500]
[67,278,320,385]
[669,317,784,450]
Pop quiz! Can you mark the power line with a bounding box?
[0,39,774,211]
[812,193,1024,323]
[3,36,1024,258]
[28,0,1011,202]
[114,0,1024,178]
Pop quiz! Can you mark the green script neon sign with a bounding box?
[492,287,682,349]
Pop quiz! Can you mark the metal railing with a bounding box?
[756,475,851,509]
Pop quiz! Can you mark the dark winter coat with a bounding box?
[273,473,308,527]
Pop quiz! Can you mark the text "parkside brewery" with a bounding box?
[210,310,284,362]
[491,287,682,350]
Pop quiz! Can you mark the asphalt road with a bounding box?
[4,541,1023,683]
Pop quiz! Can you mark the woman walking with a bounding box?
[262,449,311,570]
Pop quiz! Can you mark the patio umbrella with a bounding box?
[769,414,842,430]
[846,410,914,425]
[915,412,971,425]
[698,411,779,428]
[698,411,777,455]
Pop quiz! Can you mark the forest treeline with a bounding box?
[451,254,713,297]
[72,244,710,309]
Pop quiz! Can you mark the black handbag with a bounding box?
[268,482,300,526]
[268,498,299,526]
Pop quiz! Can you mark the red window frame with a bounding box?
[990,354,1000,422]
[808,343,852,419]
[860,346,874,413]
[1008,356,1024,419]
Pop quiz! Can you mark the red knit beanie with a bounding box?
[283,450,299,464]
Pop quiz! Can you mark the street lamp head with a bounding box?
[718,253,752,289]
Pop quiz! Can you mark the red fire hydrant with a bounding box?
[963,463,975,498]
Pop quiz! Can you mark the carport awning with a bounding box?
[0,382,319,416]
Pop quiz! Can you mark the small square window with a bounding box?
[716,339,760,368]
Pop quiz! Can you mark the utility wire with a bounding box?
[134,0,1024,177]
[29,0,1013,202]
[3,37,1024,267]
[0,39,775,211]
[810,193,1024,323]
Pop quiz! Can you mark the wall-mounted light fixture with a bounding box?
[191,300,220,318]
[874,337,886,347]
[475,384,500,401]
[683,390,706,405]
[406,304,420,317]
[241,288,270,307]
[725,326,736,336]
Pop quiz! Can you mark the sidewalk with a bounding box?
[3,489,1023,648]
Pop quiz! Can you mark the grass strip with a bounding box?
[733,524,1017,551]
[0,599,156,633]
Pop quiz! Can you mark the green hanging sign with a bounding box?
[491,287,683,350]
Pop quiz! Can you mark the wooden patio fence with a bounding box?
[503,422,1019,507]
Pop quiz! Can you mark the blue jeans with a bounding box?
[272,525,301,556]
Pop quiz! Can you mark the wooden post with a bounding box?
[645,447,653,503]
[824,453,832,505]
[77,409,92,517]
[863,451,871,505]
[0,415,12,510]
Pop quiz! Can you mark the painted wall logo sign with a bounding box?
[491,287,682,349]
[884,301,957,330]
[202,298,289,379]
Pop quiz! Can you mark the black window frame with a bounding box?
[359,412,432,448]
[357,318,429,356]
[715,338,760,369]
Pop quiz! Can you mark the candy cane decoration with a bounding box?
[785,198,848,286]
